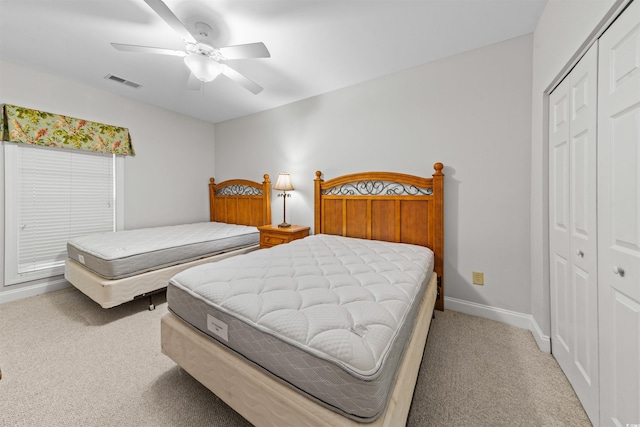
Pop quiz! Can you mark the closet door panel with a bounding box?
[549,41,599,426]
[610,292,640,427]
[568,43,600,424]
[597,1,640,425]
[550,80,573,358]
[552,254,571,351]
[610,110,640,300]
[568,45,599,408]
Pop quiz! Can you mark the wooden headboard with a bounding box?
[314,163,444,310]
[209,175,272,227]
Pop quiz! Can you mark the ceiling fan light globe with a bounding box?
[184,54,222,82]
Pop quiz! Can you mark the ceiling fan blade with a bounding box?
[143,0,197,44]
[219,42,270,59]
[186,72,202,90]
[222,65,263,94]
[111,43,187,57]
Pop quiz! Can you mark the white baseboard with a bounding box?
[0,277,70,305]
[529,315,551,354]
[444,297,551,354]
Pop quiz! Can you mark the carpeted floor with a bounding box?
[0,287,591,426]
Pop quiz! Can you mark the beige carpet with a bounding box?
[0,287,591,426]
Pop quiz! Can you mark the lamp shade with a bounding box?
[184,54,223,82]
[274,173,294,191]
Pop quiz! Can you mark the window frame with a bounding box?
[3,142,124,286]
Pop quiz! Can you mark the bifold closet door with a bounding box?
[548,42,599,425]
[597,0,640,425]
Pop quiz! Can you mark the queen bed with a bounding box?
[161,164,444,425]
[64,175,272,309]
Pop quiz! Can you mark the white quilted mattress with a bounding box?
[167,233,434,421]
[67,222,259,279]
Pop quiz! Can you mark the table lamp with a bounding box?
[273,173,294,228]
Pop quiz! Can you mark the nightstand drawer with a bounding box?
[261,234,288,247]
[257,225,310,249]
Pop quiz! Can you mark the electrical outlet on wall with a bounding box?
[472,271,484,286]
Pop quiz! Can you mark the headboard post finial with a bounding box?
[263,174,270,183]
[433,163,444,176]
[210,177,215,184]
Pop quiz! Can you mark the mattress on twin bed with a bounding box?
[167,233,434,422]
[67,222,259,280]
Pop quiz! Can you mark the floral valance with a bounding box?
[1,104,134,156]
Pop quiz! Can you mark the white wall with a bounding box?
[0,60,216,300]
[216,35,534,317]
[530,0,625,348]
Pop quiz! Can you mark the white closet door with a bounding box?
[549,64,572,385]
[597,1,640,426]
[549,42,599,425]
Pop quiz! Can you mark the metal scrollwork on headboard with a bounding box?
[215,185,263,196]
[322,181,433,196]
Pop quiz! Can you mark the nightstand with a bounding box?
[258,225,310,249]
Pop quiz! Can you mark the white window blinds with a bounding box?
[4,143,116,285]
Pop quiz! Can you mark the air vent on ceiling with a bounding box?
[104,74,141,89]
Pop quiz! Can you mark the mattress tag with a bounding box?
[78,254,85,264]
[207,314,228,342]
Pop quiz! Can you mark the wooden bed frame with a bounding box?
[210,175,271,225]
[64,175,272,309]
[314,163,444,311]
[161,164,444,425]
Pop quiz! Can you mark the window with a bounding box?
[4,143,124,285]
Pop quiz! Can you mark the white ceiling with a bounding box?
[0,0,547,124]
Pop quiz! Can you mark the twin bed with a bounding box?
[65,164,444,425]
[64,175,272,309]
[161,164,445,426]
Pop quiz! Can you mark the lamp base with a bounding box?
[277,222,291,228]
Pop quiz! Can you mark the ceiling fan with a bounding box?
[111,0,270,94]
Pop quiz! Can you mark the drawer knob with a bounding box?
[613,266,625,277]
[576,250,584,258]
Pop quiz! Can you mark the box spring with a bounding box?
[167,234,434,421]
[65,245,259,309]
